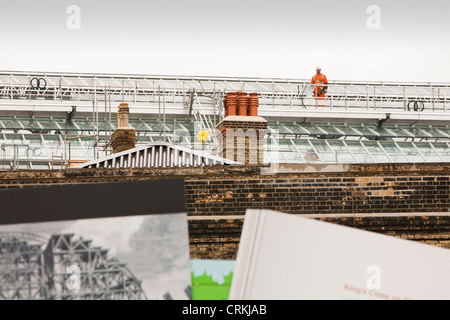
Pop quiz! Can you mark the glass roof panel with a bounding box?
[378,141,408,163]
[436,127,450,137]
[351,125,379,137]
[0,117,23,129]
[289,139,320,163]
[284,123,311,135]
[368,125,398,137]
[73,119,94,130]
[418,126,449,138]
[3,133,24,143]
[142,119,163,131]
[395,142,425,162]
[275,139,302,162]
[430,142,450,161]
[344,140,373,163]
[269,123,294,135]
[53,118,78,130]
[413,142,442,162]
[176,120,195,132]
[16,117,42,130]
[332,124,361,136]
[310,140,335,162]
[129,120,150,131]
[399,126,431,138]
[34,118,60,130]
[296,123,327,135]
[314,124,343,135]
[382,126,411,137]
[362,141,391,162]
[326,140,355,163]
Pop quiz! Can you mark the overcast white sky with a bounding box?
[0,0,449,82]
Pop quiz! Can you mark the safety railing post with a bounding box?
[403,86,406,111]
[432,87,435,112]
[444,92,447,112]
[373,86,376,110]
[437,88,440,112]
[344,85,347,110]
[366,83,369,110]
[330,84,333,109]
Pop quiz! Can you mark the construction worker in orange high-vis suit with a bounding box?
[311,66,328,107]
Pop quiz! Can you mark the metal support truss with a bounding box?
[0,232,147,300]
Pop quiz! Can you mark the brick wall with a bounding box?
[188,213,450,259]
[185,174,450,215]
[0,163,449,258]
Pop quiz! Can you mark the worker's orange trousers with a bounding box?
[313,92,326,107]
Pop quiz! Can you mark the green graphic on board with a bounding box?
[191,271,233,300]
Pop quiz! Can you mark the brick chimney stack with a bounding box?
[110,103,136,153]
[217,93,267,164]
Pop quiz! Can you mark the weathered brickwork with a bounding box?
[110,128,136,153]
[189,218,244,260]
[0,163,449,259]
[185,174,450,215]
[188,214,450,259]
[215,117,267,164]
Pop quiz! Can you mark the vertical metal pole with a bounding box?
[92,99,96,137]
[104,86,107,147]
[366,83,369,110]
[330,84,333,109]
[92,99,96,160]
[96,99,99,150]
[68,142,71,168]
[444,92,447,112]
[183,81,185,106]
[122,79,125,102]
[344,85,347,109]
[314,84,317,108]
[403,86,406,111]
[109,86,112,138]
[213,83,216,127]
[158,86,161,139]
[373,86,376,110]
[64,132,67,169]
[13,145,17,170]
[26,146,30,169]
[432,87,435,112]
[94,79,98,158]
[272,83,275,108]
[163,91,166,142]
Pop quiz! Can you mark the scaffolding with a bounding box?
[0,232,146,300]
